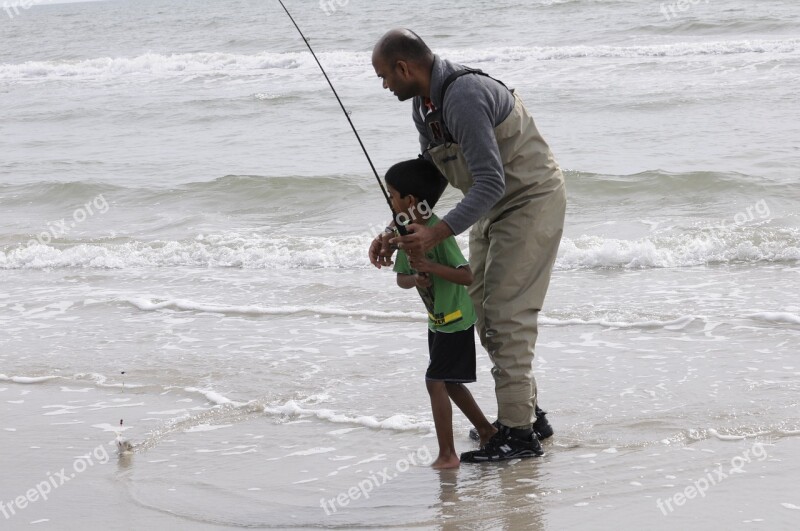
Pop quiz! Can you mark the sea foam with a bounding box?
[264,399,434,433]
[1,39,796,82]
[2,228,798,271]
[0,374,60,384]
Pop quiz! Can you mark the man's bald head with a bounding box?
[373,29,434,66]
[372,29,434,101]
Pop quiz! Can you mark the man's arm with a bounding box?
[393,78,511,254]
[439,76,511,235]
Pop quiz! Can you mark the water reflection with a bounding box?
[434,459,547,530]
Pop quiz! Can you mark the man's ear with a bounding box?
[396,60,410,78]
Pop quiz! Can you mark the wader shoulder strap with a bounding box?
[424,67,510,147]
[440,67,508,103]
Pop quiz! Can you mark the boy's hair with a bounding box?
[385,157,448,208]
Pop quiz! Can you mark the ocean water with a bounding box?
[1,0,799,529]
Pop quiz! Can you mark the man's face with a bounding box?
[372,54,417,101]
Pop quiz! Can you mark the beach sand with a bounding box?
[3,263,799,531]
[2,382,799,529]
[2,0,799,528]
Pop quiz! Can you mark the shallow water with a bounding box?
[1,0,799,529]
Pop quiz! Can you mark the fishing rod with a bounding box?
[277,0,408,236]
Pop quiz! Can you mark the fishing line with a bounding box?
[278,0,408,235]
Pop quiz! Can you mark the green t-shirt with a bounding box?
[393,214,477,333]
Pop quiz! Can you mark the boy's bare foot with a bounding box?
[479,424,499,447]
[431,454,460,469]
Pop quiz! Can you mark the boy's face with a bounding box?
[387,185,414,219]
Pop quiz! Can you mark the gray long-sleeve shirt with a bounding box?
[413,55,515,235]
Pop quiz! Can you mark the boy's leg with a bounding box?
[426,380,459,469]
[446,382,497,446]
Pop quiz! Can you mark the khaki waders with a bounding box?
[427,92,566,428]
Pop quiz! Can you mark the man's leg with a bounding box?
[466,205,558,439]
[467,220,489,349]
[483,184,566,429]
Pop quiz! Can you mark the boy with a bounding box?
[385,158,497,469]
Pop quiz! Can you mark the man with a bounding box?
[369,29,566,461]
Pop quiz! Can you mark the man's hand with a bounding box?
[369,231,396,269]
[390,221,452,255]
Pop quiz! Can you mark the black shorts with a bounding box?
[426,325,477,383]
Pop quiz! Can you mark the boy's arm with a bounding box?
[411,258,473,286]
[397,272,433,289]
[394,250,432,289]
[396,273,417,289]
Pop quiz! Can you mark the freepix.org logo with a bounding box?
[320,446,433,515]
[660,0,710,22]
[1,442,111,521]
[319,0,349,16]
[656,440,769,515]
[25,194,110,248]
[3,0,45,20]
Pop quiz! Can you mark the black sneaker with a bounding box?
[469,406,553,441]
[461,424,544,462]
[533,406,554,440]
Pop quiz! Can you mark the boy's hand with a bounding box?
[369,231,396,268]
[414,273,432,289]
[408,252,433,274]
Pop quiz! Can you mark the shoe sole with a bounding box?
[460,448,544,462]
